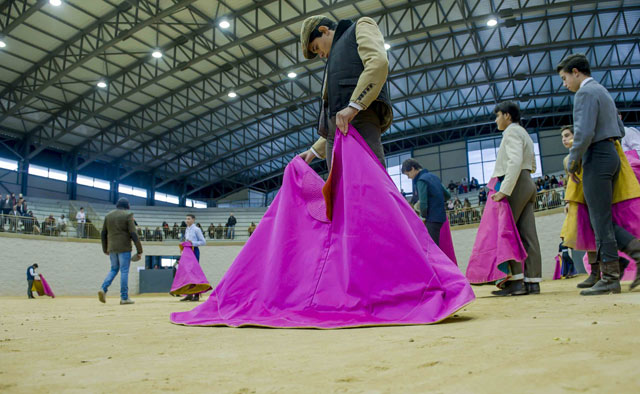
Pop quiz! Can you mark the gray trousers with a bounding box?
[325,107,385,170]
[582,140,636,262]
[27,279,34,298]
[506,170,542,282]
[426,221,443,247]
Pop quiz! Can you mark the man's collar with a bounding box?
[580,77,594,89]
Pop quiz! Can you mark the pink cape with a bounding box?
[170,126,475,328]
[438,219,458,266]
[32,274,55,298]
[553,256,562,280]
[574,150,640,278]
[465,178,527,284]
[170,242,212,295]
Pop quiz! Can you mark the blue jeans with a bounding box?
[102,252,131,300]
[226,225,235,239]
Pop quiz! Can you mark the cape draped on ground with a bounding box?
[465,178,527,284]
[169,241,212,295]
[170,126,475,328]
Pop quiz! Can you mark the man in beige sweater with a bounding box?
[490,101,542,296]
[298,16,393,169]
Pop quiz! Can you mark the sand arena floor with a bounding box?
[1,277,639,393]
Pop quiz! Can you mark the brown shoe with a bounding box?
[98,290,106,303]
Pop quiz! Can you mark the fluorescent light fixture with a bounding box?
[287,72,297,79]
[0,39,6,48]
[228,91,237,98]
[487,18,498,27]
[384,43,390,50]
[97,80,107,88]
[152,50,162,58]
[219,20,230,29]
[49,0,62,6]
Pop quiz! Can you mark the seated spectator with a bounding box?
[162,221,169,238]
[44,214,56,236]
[215,223,224,239]
[478,187,488,205]
[207,223,215,239]
[457,184,465,195]
[446,200,455,211]
[145,226,152,241]
[469,177,479,191]
[172,222,179,239]
[558,174,565,187]
[57,214,68,235]
[447,180,457,194]
[453,197,462,210]
[154,226,163,241]
[550,175,559,188]
[460,177,469,193]
[248,222,257,237]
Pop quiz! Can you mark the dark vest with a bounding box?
[413,169,447,223]
[26,266,35,280]
[324,20,391,121]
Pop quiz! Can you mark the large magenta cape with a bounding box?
[577,150,640,280]
[170,126,475,328]
[465,178,527,284]
[170,241,212,295]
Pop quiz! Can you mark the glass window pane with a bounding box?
[77,175,93,187]
[193,201,207,209]
[533,155,542,178]
[482,161,496,182]
[467,149,482,164]
[28,164,48,178]
[93,178,110,190]
[132,187,147,198]
[481,147,496,162]
[401,176,413,194]
[166,194,179,205]
[469,163,484,184]
[49,168,68,181]
[0,158,18,171]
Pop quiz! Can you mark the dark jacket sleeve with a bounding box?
[101,226,108,254]
[128,214,143,254]
[417,180,429,218]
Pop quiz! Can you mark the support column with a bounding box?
[68,153,78,201]
[19,136,30,196]
[147,172,156,206]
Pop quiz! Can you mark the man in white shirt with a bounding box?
[490,101,542,296]
[27,264,39,299]
[181,213,206,302]
[76,207,86,238]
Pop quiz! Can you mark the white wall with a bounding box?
[0,209,568,297]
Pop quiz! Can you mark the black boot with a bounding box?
[577,263,600,288]
[525,282,540,294]
[192,294,200,302]
[180,295,193,302]
[618,257,630,275]
[621,239,640,291]
[491,280,527,296]
[580,261,621,295]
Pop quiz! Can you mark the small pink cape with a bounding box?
[170,241,212,295]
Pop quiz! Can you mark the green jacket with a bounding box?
[101,209,143,254]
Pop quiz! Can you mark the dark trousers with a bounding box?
[506,170,542,282]
[561,252,577,277]
[326,107,385,170]
[426,221,443,246]
[27,279,34,298]
[193,246,200,262]
[582,140,631,262]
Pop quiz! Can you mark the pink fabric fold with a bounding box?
[582,252,637,281]
[38,274,55,298]
[553,256,562,280]
[438,219,458,266]
[465,178,527,284]
[170,125,474,328]
[170,241,212,295]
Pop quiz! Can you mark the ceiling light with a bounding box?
[384,43,391,50]
[97,81,107,88]
[152,50,162,59]
[219,20,230,29]
[0,39,6,49]
[227,91,237,98]
[49,0,62,6]
[487,18,498,27]
[287,72,297,79]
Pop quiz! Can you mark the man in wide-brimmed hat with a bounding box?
[298,15,393,170]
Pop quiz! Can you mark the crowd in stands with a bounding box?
[134,214,256,242]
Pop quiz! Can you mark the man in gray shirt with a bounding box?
[98,198,143,304]
[558,53,640,295]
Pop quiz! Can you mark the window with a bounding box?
[118,184,147,198]
[248,189,265,207]
[467,133,542,184]
[155,192,179,205]
[0,157,18,171]
[186,198,207,209]
[385,152,413,194]
[28,164,68,182]
[77,174,111,190]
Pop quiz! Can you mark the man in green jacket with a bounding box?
[98,198,143,305]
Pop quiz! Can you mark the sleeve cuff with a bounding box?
[310,147,322,159]
[349,102,363,111]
